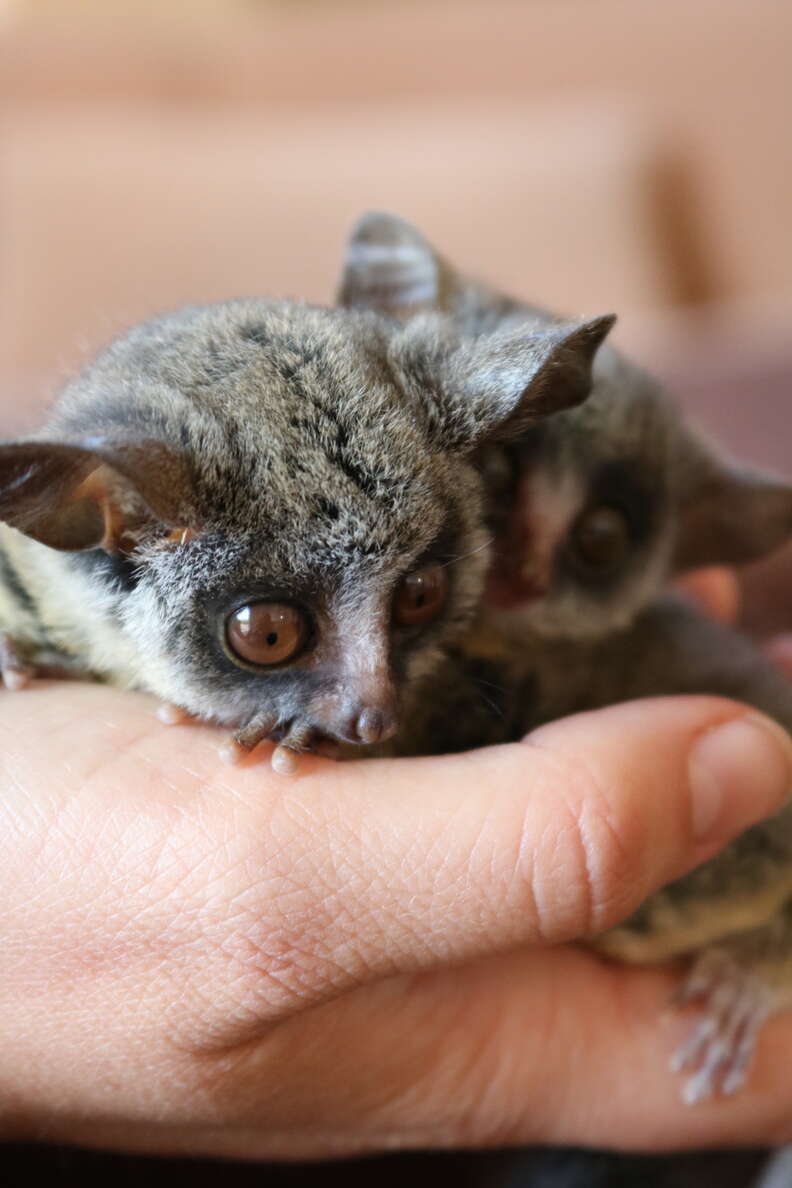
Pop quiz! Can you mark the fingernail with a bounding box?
[689,712,792,843]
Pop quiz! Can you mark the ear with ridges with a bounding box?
[473,314,617,439]
[337,210,460,319]
[0,438,193,552]
[394,313,616,450]
[673,439,792,568]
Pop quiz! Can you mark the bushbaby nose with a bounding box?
[352,705,398,745]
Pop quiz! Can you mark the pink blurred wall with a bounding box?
[1,0,790,444]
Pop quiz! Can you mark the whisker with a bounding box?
[475,687,506,721]
[438,535,495,570]
[474,677,508,696]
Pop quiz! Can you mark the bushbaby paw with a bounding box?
[671,948,773,1103]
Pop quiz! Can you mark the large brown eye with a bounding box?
[225,602,308,667]
[393,564,449,627]
[571,505,630,571]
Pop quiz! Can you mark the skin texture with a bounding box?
[3,681,792,1160]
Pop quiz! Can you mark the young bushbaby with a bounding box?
[0,294,611,774]
[338,212,792,1103]
[338,210,792,632]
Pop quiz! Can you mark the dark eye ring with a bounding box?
[393,563,449,627]
[570,504,631,572]
[225,601,309,668]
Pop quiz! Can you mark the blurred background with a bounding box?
[1,0,791,625]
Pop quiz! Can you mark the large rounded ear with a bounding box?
[673,435,792,569]
[393,313,616,450]
[337,210,460,319]
[0,437,193,552]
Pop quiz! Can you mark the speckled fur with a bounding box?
[0,295,601,746]
[340,211,792,642]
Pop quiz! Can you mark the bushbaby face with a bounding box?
[339,211,792,641]
[483,351,683,638]
[484,344,792,640]
[0,297,611,754]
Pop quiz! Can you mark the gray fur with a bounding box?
[0,295,604,749]
[340,211,792,641]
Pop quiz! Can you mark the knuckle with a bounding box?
[517,740,646,939]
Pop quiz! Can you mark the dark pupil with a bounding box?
[575,505,629,568]
[393,563,449,627]
[225,601,306,668]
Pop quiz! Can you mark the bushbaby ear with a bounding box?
[0,438,193,552]
[393,314,615,450]
[674,446,792,569]
[469,315,617,439]
[337,210,459,319]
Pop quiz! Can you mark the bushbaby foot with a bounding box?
[218,715,336,774]
[271,744,301,776]
[219,738,302,775]
[221,717,321,775]
[219,712,279,766]
[671,947,774,1103]
[0,632,36,691]
[156,702,196,726]
[268,721,319,776]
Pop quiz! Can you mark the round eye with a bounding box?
[393,564,449,627]
[225,602,308,668]
[571,505,631,571]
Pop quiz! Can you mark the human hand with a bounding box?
[1,682,792,1159]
